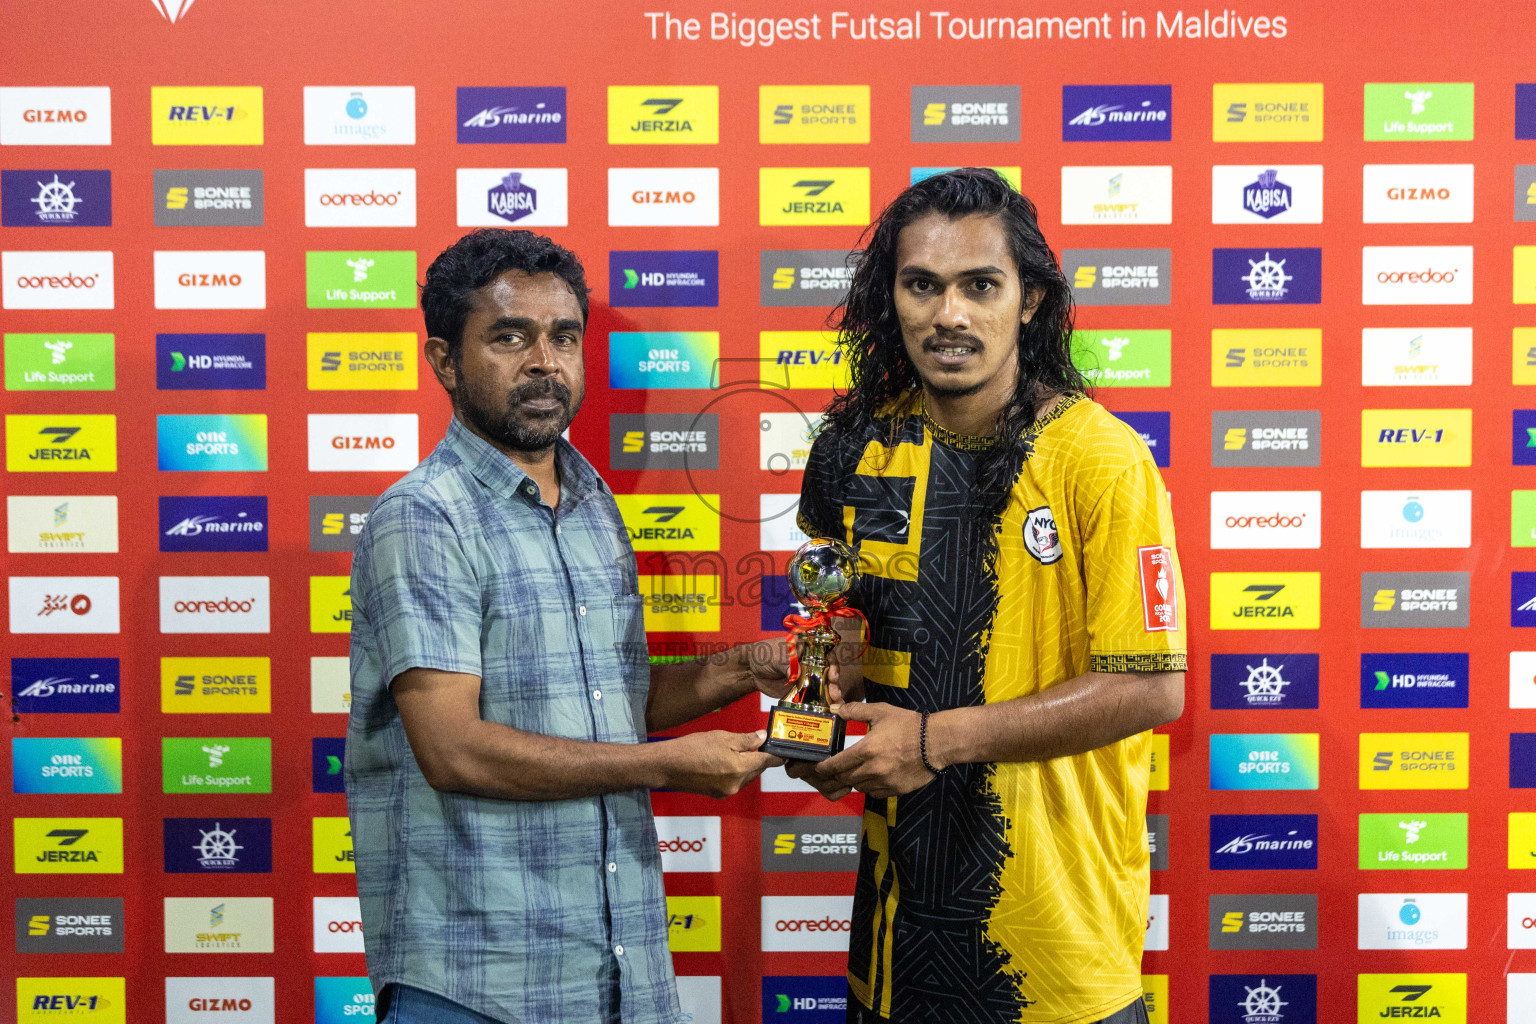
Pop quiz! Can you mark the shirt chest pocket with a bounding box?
[584,593,649,736]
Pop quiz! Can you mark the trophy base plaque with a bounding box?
[761,700,847,762]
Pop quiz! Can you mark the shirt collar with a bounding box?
[443,415,602,508]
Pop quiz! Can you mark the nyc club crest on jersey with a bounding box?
[1024,506,1063,564]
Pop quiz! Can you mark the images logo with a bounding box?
[608,167,719,226]
[1211,329,1320,387]
[153,250,265,309]
[7,495,118,553]
[759,167,870,226]
[760,250,852,307]
[1212,83,1323,142]
[156,414,268,472]
[12,738,122,794]
[1211,165,1324,224]
[457,86,566,143]
[7,576,120,634]
[309,576,352,634]
[610,413,719,470]
[761,331,850,389]
[1208,894,1317,950]
[761,896,854,952]
[1361,572,1469,628]
[760,816,860,872]
[1213,248,1321,304]
[164,896,274,953]
[1210,653,1320,710]
[1060,165,1172,224]
[1363,164,1474,223]
[11,657,119,713]
[13,817,124,874]
[305,250,415,309]
[653,815,722,872]
[1209,573,1321,630]
[162,736,272,792]
[154,168,263,226]
[313,895,364,953]
[1061,85,1172,142]
[1360,408,1471,467]
[1361,327,1472,387]
[4,332,114,391]
[159,578,269,635]
[2,250,114,309]
[608,331,718,389]
[151,86,263,145]
[304,168,415,227]
[1364,83,1473,141]
[1360,813,1467,870]
[0,86,112,146]
[159,496,267,553]
[1362,246,1472,305]
[607,86,718,144]
[303,86,415,145]
[610,250,718,307]
[1112,411,1171,467]
[455,168,568,227]
[910,86,1019,142]
[1358,893,1467,950]
[309,496,373,553]
[14,897,124,953]
[307,413,418,471]
[615,494,721,551]
[1208,974,1317,1024]
[1,169,111,227]
[155,333,264,390]
[1209,734,1320,790]
[1361,653,1468,708]
[1061,249,1171,306]
[760,85,868,144]
[1209,814,1318,869]
[306,332,417,390]
[1360,732,1469,790]
[163,818,272,873]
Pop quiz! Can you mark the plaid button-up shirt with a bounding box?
[345,416,681,1024]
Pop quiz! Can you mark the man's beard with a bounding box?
[455,374,583,453]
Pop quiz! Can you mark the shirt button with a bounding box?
[592,690,602,701]
[555,524,562,535]
[607,861,617,873]
[578,605,587,616]
[614,944,624,957]
[524,483,536,496]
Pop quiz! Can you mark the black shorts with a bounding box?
[846,992,1151,1024]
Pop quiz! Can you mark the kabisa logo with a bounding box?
[1209,491,1321,550]
[13,817,124,874]
[457,86,566,143]
[1209,815,1319,870]
[455,167,569,227]
[1361,572,1469,628]
[1070,330,1173,387]
[1364,83,1474,141]
[1,170,111,227]
[615,494,721,551]
[163,818,272,873]
[155,333,265,390]
[11,658,120,714]
[608,331,718,389]
[761,816,861,872]
[11,737,123,794]
[1211,164,1323,224]
[307,332,417,390]
[312,738,345,793]
[6,415,117,471]
[1209,894,1318,950]
[305,250,416,309]
[1358,893,1468,950]
[610,250,718,308]
[1360,328,1473,387]
[0,86,112,145]
[154,169,264,226]
[608,167,719,226]
[1211,411,1321,468]
[910,86,1020,142]
[762,896,855,952]
[309,496,374,553]
[760,976,849,1022]
[1361,653,1468,709]
[1112,411,1170,467]
[309,576,352,634]
[1243,169,1291,219]
[666,895,722,952]
[304,168,416,227]
[159,576,270,634]
[1363,164,1474,223]
[1359,813,1469,871]
[1210,574,1321,631]
[2,250,114,310]
[1362,246,1473,305]
[1209,734,1321,790]
[7,576,120,635]
[156,414,268,472]
[1061,249,1172,306]
[1059,165,1173,225]
[1210,329,1320,387]
[1361,409,1471,468]
[1208,974,1317,1024]
[761,85,869,144]
[654,816,723,872]
[1213,248,1322,304]
[1357,974,1466,1023]
[608,86,719,144]
[760,250,853,307]
[159,496,267,553]
[151,86,264,146]
[303,86,415,145]
[4,332,115,391]
[311,656,351,714]
[1061,84,1172,141]
[610,413,719,470]
[1212,83,1323,142]
[307,413,419,471]
[759,167,871,226]
[1210,653,1320,710]
[153,250,265,309]
[1360,733,1469,791]
[162,736,273,792]
[14,897,125,954]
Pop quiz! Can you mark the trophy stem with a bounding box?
[792,622,841,708]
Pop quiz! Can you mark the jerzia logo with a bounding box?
[759,167,869,226]
[608,86,718,144]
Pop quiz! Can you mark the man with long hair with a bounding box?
[788,168,1186,1024]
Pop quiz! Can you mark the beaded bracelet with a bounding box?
[919,711,948,777]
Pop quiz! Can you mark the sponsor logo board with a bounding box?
[160,659,271,715]
[1360,572,1470,628]
[162,737,272,792]
[759,412,822,473]
[1145,893,1169,950]
[4,413,119,472]
[1209,734,1321,790]
[4,332,114,391]
[911,86,1020,142]
[0,87,112,145]
[7,496,118,553]
[761,976,847,1022]
[457,86,565,143]
[760,495,811,552]
[1511,652,1536,710]
[616,494,721,551]
[154,169,263,226]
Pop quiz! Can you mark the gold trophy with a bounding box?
[762,538,861,762]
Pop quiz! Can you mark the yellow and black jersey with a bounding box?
[797,391,1186,1024]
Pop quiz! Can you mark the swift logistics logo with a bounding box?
[302,86,415,145]
[0,86,112,145]
[1209,814,1319,869]
[1364,83,1473,141]
[304,167,416,227]
[151,86,263,145]
[653,816,722,872]
[159,576,269,634]
[609,250,718,307]
[607,86,718,144]
[13,817,124,874]
[1069,330,1172,387]
[1361,572,1470,628]
[1061,249,1171,305]
[309,496,373,552]
[1211,164,1324,223]
[1360,732,1469,790]
[1060,165,1172,224]
[610,413,719,470]
[1359,813,1468,870]
[615,494,721,551]
[156,414,268,472]
[608,331,718,388]
[1209,894,1318,950]
[1210,653,1319,709]
[307,413,419,471]
[1209,734,1320,790]
[306,332,417,390]
[455,168,568,227]
[457,86,566,143]
[759,167,870,226]
[1209,491,1321,549]
[162,737,272,792]
[1361,653,1468,708]
[309,576,352,634]
[163,818,272,873]
[911,85,1019,142]
[1061,84,1172,141]
[11,738,122,794]
[6,495,119,553]
[1,169,111,226]
[7,577,120,634]
[5,333,114,391]
[159,496,268,553]
[1208,974,1316,1024]
[1212,83,1323,142]
[1361,328,1473,387]
[153,250,265,309]
[1209,573,1321,629]
[155,333,264,390]
[154,168,263,226]
[2,250,114,309]
[11,657,119,713]
[761,331,851,389]
[1362,246,1473,304]
[1112,411,1170,467]
[1357,973,1466,1024]
[14,897,124,953]
[761,85,869,144]
[311,656,351,713]
[1211,329,1320,387]
[305,250,415,308]
[1213,248,1321,304]
[312,738,345,793]
[1360,409,1471,467]
[1363,164,1474,223]
[760,250,852,306]
[760,412,822,472]
[1358,893,1467,950]
[163,896,275,953]
[761,816,861,872]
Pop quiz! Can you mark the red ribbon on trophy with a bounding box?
[782,596,869,696]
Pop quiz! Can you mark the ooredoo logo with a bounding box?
[305,168,416,227]
[0,87,112,145]
[308,414,418,471]
[154,251,265,310]
[761,895,855,951]
[1362,246,1472,305]
[1210,491,1321,549]
[3,251,114,310]
[313,896,364,953]
[159,576,270,634]
[653,816,722,872]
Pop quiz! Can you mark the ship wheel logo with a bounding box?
[1240,978,1287,1022]
[1239,657,1289,705]
[1242,251,1292,301]
[30,174,81,223]
[194,822,243,869]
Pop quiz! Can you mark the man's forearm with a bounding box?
[644,656,755,732]
[925,671,1184,768]
[426,718,677,800]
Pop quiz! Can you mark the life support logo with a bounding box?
[1023,506,1063,564]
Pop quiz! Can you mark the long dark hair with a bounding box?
[824,167,1086,527]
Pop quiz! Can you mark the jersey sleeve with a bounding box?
[1080,460,1188,673]
[796,428,848,542]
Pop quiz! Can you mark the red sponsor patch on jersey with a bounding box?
[1137,545,1178,632]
